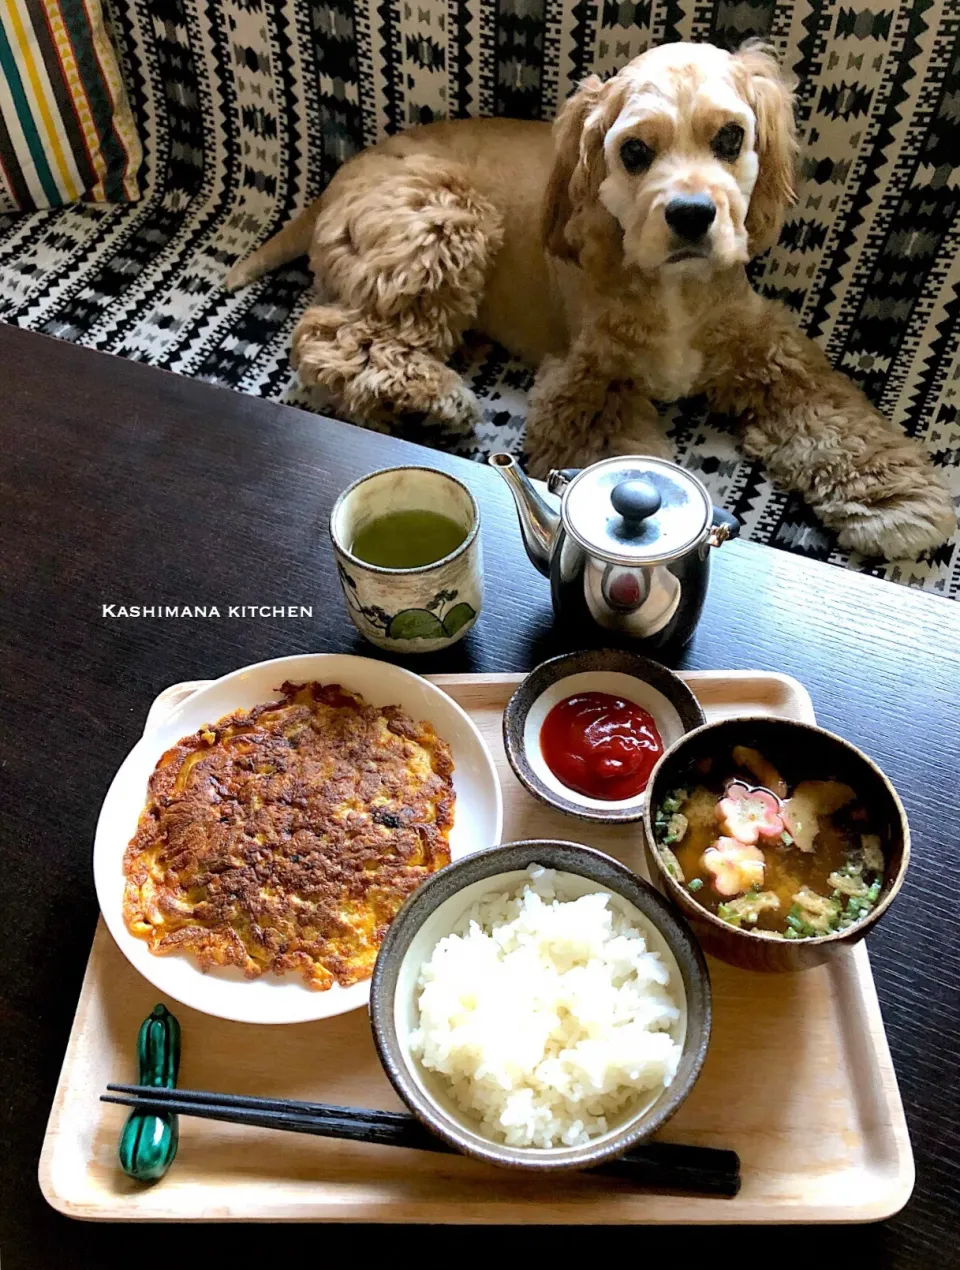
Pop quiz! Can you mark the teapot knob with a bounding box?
[611,478,662,523]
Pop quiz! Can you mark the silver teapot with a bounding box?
[489,453,739,650]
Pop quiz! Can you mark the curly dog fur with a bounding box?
[226,40,955,561]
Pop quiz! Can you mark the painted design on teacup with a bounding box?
[337,564,477,641]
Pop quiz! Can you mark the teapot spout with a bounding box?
[488,453,559,579]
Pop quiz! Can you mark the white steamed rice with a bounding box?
[409,866,682,1148]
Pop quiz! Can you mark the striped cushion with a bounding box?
[0,0,141,211]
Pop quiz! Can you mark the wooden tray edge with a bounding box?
[139,668,819,736]
[39,944,915,1223]
[39,668,913,1223]
[38,922,111,1218]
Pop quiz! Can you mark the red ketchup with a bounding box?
[539,692,663,801]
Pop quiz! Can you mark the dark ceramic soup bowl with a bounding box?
[642,718,910,973]
[370,840,711,1171]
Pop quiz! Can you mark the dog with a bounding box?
[226,40,956,561]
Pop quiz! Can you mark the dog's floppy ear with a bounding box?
[542,75,621,267]
[734,41,797,256]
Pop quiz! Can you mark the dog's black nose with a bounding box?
[664,194,717,243]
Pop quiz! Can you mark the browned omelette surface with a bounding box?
[123,681,455,989]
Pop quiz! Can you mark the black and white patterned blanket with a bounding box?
[0,0,957,596]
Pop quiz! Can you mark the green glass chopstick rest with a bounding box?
[118,1003,181,1182]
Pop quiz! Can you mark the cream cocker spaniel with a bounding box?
[227,40,955,561]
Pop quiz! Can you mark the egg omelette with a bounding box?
[122,681,455,990]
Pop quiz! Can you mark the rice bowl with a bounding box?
[370,840,711,1171]
[410,867,683,1148]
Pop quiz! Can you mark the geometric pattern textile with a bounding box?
[0,0,957,595]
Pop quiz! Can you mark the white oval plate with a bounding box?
[94,654,504,1025]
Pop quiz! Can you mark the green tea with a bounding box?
[351,509,467,568]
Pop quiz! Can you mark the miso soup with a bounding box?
[653,744,885,939]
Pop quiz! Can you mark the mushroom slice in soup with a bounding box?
[861,834,884,872]
[658,844,685,883]
[731,746,787,799]
[828,868,870,898]
[788,886,842,936]
[717,890,780,928]
[781,781,856,853]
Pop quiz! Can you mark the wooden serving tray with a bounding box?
[39,671,914,1223]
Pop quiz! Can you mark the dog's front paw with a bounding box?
[291,305,360,388]
[430,383,481,434]
[834,478,956,561]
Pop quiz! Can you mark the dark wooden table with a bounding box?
[1,323,958,1267]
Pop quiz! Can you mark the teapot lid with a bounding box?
[558,456,712,565]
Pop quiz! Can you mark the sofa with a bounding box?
[0,0,957,596]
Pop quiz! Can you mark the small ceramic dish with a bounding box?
[642,717,910,972]
[502,649,706,823]
[370,839,711,1172]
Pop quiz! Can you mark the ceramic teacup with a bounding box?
[330,466,482,653]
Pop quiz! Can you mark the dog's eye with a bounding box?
[620,138,654,174]
[712,123,744,161]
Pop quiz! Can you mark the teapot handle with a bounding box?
[547,468,581,495]
[709,506,741,546]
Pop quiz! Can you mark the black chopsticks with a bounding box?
[102,1083,740,1197]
